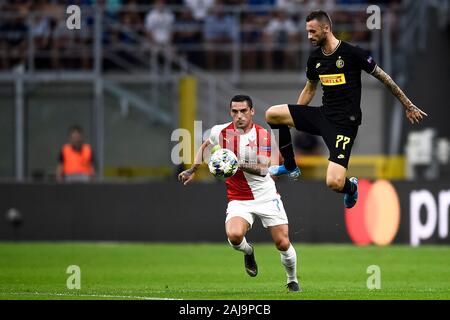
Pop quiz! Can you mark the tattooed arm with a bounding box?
[239,155,270,177]
[371,66,428,124]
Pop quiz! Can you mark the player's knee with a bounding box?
[227,230,245,245]
[265,106,281,124]
[326,176,345,191]
[275,238,290,251]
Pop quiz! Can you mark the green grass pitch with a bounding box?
[0,242,449,300]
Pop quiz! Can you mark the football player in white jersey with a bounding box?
[178,95,300,292]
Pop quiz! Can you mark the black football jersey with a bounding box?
[306,41,377,127]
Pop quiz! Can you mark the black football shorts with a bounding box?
[288,104,358,168]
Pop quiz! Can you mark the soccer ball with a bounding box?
[208,148,238,179]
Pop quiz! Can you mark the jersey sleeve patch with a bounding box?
[256,127,271,158]
[353,45,377,74]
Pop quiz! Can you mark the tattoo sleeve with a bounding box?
[239,162,268,177]
[371,66,412,108]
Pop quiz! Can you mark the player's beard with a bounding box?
[315,34,327,47]
[235,120,250,132]
[235,121,246,130]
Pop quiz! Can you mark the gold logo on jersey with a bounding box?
[336,57,345,68]
[319,73,346,86]
[316,62,321,69]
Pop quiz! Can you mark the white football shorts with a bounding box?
[225,194,288,228]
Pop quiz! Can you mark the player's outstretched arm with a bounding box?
[297,80,318,105]
[371,66,428,124]
[178,139,211,185]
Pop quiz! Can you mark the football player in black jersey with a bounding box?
[266,10,427,208]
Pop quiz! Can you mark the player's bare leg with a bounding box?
[225,217,257,277]
[265,105,301,179]
[269,224,300,292]
[265,104,296,127]
[326,161,358,209]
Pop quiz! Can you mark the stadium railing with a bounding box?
[0,4,386,81]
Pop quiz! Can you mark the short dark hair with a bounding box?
[230,95,253,109]
[306,10,332,29]
[68,125,83,135]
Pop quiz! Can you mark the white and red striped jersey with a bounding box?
[208,122,278,202]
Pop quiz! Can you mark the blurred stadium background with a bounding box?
[0,0,449,300]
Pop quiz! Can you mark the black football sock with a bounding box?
[339,178,357,195]
[269,124,297,171]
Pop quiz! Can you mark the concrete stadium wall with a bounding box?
[0,84,15,177]
[0,82,174,178]
[402,9,450,148]
[0,181,448,245]
[0,72,387,179]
